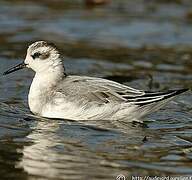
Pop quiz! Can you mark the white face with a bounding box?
[24,41,61,73]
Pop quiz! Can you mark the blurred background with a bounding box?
[0,0,192,179]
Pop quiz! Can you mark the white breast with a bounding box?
[28,76,47,115]
[28,72,62,115]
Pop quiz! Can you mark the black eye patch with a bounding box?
[31,52,50,60]
[31,52,41,59]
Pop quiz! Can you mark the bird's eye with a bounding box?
[31,52,41,59]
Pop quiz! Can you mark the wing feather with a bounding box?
[56,76,144,104]
[56,76,188,107]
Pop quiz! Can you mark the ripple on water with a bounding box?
[0,0,192,179]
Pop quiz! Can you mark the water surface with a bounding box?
[0,0,192,179]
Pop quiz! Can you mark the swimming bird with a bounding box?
[3,41,189,121]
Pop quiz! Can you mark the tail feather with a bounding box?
[129,89,189,106]
[131,88,189,120]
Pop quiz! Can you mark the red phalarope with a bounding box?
[3,41,189,121]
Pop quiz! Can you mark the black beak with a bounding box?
[3,62,26,75]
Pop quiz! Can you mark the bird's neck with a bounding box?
[28,66,66,115]
[34,65,65,87]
